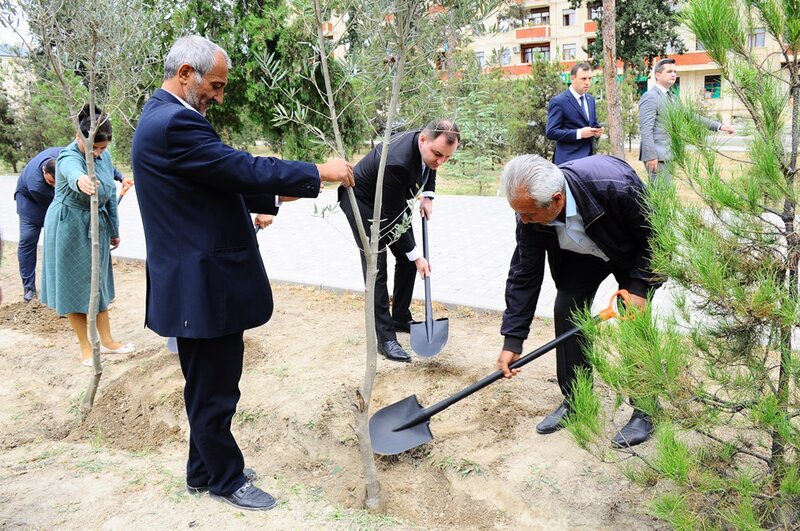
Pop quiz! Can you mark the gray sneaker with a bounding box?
[186,467,257,495]
[211,481,277,511]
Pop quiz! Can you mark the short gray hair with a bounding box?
[163,35,231,81]
[501,155,565,207]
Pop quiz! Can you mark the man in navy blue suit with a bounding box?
[545,62,604,164]
[131,35,353,511]
[14,147,129,302]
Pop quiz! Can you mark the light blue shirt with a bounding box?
[547,181,610,261]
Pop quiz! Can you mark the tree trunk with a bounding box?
[601,0,624,157]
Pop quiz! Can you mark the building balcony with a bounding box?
[516,26,550,39]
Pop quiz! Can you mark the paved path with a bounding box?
[0,174,663,317]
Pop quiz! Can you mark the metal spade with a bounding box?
[409,216,448,357]
[370,290,630,455]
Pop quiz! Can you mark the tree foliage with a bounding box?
[0,87,22,171]
[568,0,800,526]
[581,0,686,75]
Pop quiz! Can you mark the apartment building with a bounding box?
[468,0,783,123]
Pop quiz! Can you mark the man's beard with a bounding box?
[185,86,206,116]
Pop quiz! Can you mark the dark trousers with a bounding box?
[553,251,624,398]
[18,216,42,291]
[340,196,417,342]
[177,332,247,496]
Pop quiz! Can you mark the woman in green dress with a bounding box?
[41,105,135,366]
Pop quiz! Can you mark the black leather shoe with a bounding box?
[536,402,570,434]
[611,412,654,448]
[378,340,411,362]
[392,320,411,333]
[211,481,277,511]
[187,467,257,495]
[23,289,36,303]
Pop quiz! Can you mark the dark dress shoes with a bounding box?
[536,402,570,434]
[378,340,411,362]
[23,289,36,303]
[392,320,411,333]
[187,467,257,495]
[211,481,277,511]
[611,411,654,448]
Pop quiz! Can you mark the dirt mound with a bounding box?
[68,349,185,451]
[0,299,71,335]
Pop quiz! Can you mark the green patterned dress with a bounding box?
[40,141,119,315]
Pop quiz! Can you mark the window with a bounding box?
[749,28,765,48]
[526,7,550,26]
[475,51,486,68]
[704,75,721,99]
[501,49,512,65]
[696,40,706,51]
[563,43,577,60]
[562,9,576,26]
[522,43,550,63]
[586,38,596,59]
[587,2,602,19]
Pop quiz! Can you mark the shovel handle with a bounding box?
[393,289,631,432]
[117,179,134,205]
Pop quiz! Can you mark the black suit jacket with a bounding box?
[340,130,434,253]
[131,89,321,338]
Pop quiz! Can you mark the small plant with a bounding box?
[91,425,104,448]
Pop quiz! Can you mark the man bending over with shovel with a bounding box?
[496,154,661,447]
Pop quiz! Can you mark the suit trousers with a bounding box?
[177,332,247,496]
[18,216,42,292]
[340,195,417,342]
[553,250,626,398]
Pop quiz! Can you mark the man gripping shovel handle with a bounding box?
[369,289,631,455]
[409,215,448,357]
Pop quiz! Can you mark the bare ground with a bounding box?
[0,243,665,530]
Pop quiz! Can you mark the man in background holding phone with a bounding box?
[546,62,604,164]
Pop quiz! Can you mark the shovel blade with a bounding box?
[409,318,449,357]
[369,395,433,455]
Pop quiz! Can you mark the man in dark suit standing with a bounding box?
[546,62,604,164]
[339,120,459,362]
[131,35,353,511]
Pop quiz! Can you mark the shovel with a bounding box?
[409,216,448,357]
[117,179,134,205]
[370,290,630,455]
[165,224,264,353]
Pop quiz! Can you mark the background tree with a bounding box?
[583,0,686,77]
[507,58,565,159]
[1,0,156,412]
[567,0,800,526]
[0,87,22,171]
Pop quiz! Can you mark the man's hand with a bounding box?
[419,197,433,219]
[645,159,659,173]
[110,237,120,250]
[316,159,354,187]
[497,350,522,378]
[121,177,134,191]
[592,126,604,138]
[414,256,431,279]
[254,213,275,229]
[628,292,647,311]
[720,124,735,135]
[580,127,600,139]
[77,175,96,195]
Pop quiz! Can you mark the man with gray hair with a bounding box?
[132,35,353,511]
[496,154,660,447]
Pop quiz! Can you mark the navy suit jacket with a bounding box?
[131,89,321,338]
[339,130,434,253]
[545,89,600,164]
[14,147,62,225]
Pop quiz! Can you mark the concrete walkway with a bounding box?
[0,174,664,317]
